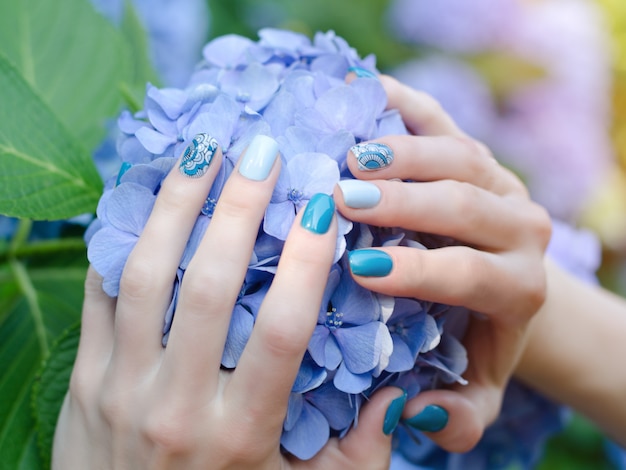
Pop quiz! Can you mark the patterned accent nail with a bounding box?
[179,133,219,178]
[347,66,378,79]
[405,405,449,433]
[350,142,394,171]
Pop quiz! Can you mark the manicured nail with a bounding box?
[115,161,132,186]
[383,391,407,435]
[350,142,394,171]
[179,133,219,178]
[238,134,280,181]
[338,180,381,209]
[348,66,378,79]
[301,193,335,234]
[348,249,393,277]
[405,405,449,433]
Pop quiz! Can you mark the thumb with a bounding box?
[339,387,406,468]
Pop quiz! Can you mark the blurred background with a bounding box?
[2,0,626,467]
[196,0,626,467]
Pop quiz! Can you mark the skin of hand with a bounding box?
[335,74,552,452]
[515,258,626,447]
[52,137,402,469]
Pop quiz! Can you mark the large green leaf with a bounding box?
[0,55,103,220]
[0,260,86,469]
[0,0,135,150]
[32,323,80,470]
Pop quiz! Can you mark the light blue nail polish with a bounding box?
[348,66,378,79]
[238,134,280,181]
[383,391,407,435]
[338,180,381,209]
[301,193,335,234]
[405,405,449,433]
[349,249,393,277]
[179,133,219,178]
[351,142,394,171]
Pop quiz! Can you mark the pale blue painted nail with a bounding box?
[238,134,280,181]
[348,249,393,277]
[179,133,219,178]
[348,66,378,79]
[338,180,381,209]
[350,142,394,171]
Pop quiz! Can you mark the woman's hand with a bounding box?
[52,135,400,469]
[336,75,552,452]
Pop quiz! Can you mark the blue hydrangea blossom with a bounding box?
[86,29,471,460]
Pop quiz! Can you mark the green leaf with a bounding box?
[32,323,80,470]
[0,55,103,220]
[0,259,86,470]
[0,0,135,150]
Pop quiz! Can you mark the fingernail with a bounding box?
[301,193,335,234]
[348,249,393,277]
[179,133,219,178]
[115,161,132,186]
[238,134,280,181]
[348,66,378,79]
[350,142,394,171]
[405,405,449,433]
[338,180,381,209]
[383,391,407,435]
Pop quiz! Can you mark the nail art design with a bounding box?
[350,142,394,171]
[179,133,218,178]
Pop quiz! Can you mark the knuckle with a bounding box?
[118,254,158,301]
[179,267,226,310]
[142,409,196,454]
[255,316,309,358]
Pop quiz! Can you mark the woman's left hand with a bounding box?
[336,74,552,452]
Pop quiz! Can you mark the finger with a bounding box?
[227,194,337,431]
[74,267,116,369]
[335,179,549,251]
[346,134,527,198]
[346,246,546,320]
[379,74,465,137]
[162,135,281,397]
[113,133,222,372]
[337,387,404,466]
[401,387,498,454]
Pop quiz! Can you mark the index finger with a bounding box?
[380,74,466,137]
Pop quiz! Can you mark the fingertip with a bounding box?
[403,390,485,453]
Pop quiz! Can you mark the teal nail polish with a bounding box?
[301,193,335,234]
[383,391,407,435]
[238,134,280,181]
[348,66,378,79]
[179,133,219,178]
[350,142,394,171]
[349,249,393,277]
[338,180,381,209]
[405,405,449,433]
[115,161,132,186]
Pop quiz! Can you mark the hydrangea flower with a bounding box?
[86,29,471,460]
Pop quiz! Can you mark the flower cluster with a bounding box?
[86,29,470,459]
